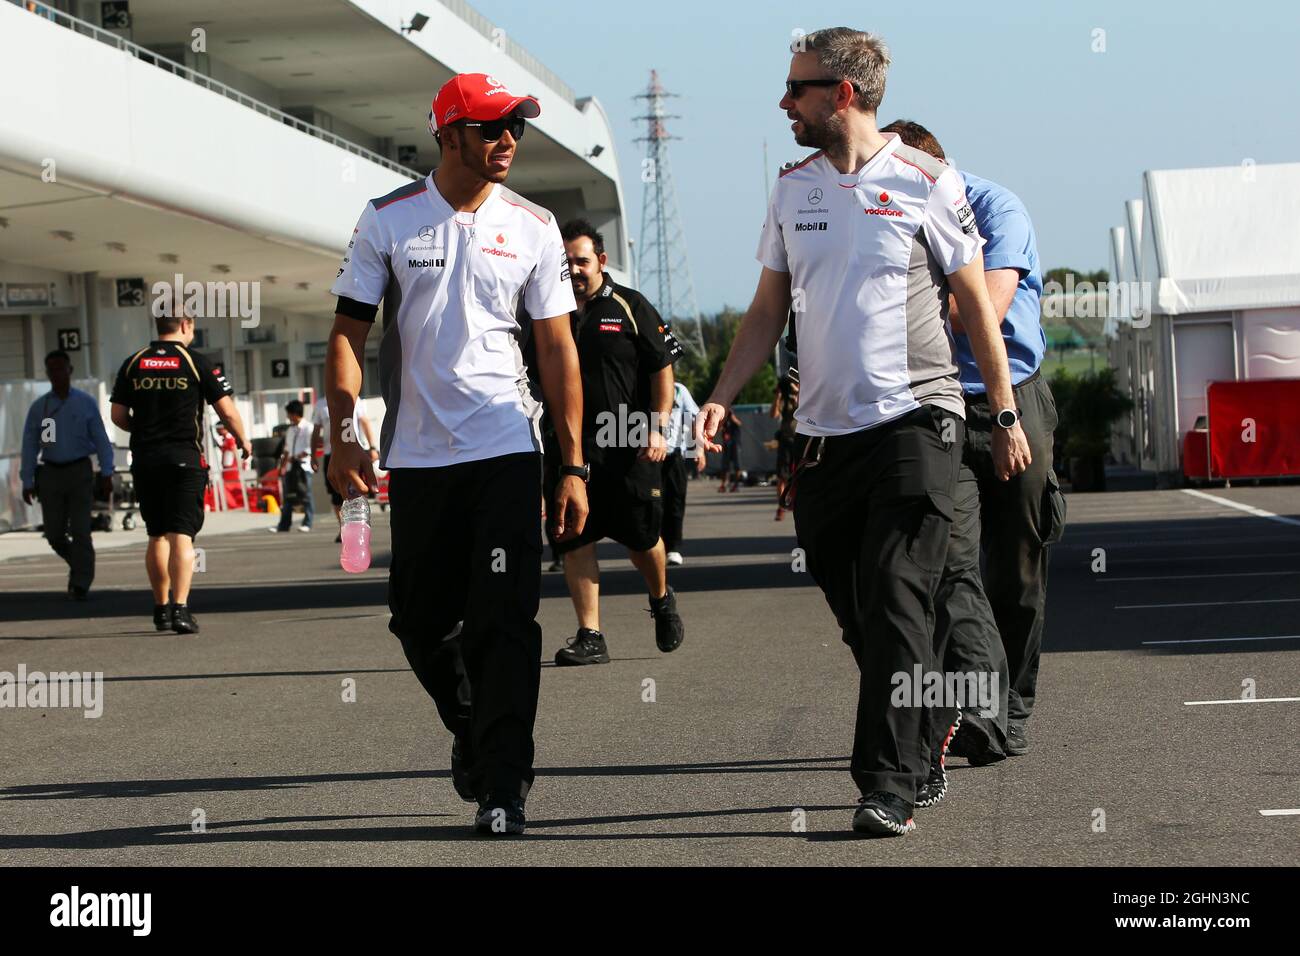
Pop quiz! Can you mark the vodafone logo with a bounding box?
[495,233,508,246]
[485,75,505,89]
[864,207,903,218]
[872,189,892,207]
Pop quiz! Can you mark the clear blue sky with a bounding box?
[472,0,1300,314]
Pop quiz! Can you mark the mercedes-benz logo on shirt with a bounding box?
[418,225,435,241]
[807,187,823,206]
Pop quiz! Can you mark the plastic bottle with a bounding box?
[339,496,372,573]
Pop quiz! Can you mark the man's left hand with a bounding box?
[639,429,668,463]
[992,422,1032,481]
[96,476,114,501]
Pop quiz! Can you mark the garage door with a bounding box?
[1173,320,1235,438]
[0,317,29,380]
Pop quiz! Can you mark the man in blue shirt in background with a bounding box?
[21,349,116,600]
[882,122,1067,801]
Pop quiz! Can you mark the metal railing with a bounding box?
[435,0,576,106]
[8,0,422,180]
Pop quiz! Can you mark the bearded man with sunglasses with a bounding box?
[328,73,587,836]
[697,28,1030,837]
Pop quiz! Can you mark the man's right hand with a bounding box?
[328,441,377,498]
[695,402,729,453]
[21,487,34,506]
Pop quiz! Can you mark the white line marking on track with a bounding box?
[1180,488,1300,527]
[1142,634,1300,645]
[1106,570,1300,582]
[1259,809,1300,816]
[1184,697,1300,706]
[1119,598,1300,609]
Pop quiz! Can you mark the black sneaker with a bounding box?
[153,604,173,632]
[1007,721,1029,756]
[554,628,609,665]
[949,712,1006,766]
[170,604,199,635]
[450,737,476,803]
[647,587,684,652]
[917,711,961,808]
[68,584,89,601]
[474,796,526,835]
[853,791,916,837]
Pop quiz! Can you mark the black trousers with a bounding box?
[793,406,962,802]
[931,372,1065,752]
[387,452,544,801]
[660,450,689,553]
[36,458,95,590]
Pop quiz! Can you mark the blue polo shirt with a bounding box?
[954,171,1045,394]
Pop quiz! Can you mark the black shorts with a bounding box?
[322,453,344,506]
[132,462,207,538]
[548,450,662,555]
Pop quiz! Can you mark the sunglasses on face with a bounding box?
[459,115,527,143]
[785,77,857,99]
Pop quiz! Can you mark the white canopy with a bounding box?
[1139,162,1300,315]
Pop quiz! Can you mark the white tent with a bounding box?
[1110,161,1300,475]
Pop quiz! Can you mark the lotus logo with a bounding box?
[807,187,823,206]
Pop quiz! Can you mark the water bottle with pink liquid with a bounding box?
[339,496,371,573]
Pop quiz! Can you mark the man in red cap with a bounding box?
[327,72,588,836]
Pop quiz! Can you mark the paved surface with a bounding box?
[1,482,1297,865]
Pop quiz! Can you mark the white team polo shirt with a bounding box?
[757,133,984,436]
[331,174,576,468]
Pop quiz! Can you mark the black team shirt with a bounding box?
[572,274,681,463]
[110,341,233,468]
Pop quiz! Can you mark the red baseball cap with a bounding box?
[430,73,541,133]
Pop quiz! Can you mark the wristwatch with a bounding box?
[560,464,590,482]
[995,408,1020,429]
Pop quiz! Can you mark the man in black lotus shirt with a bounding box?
[547,219,687,666]
[111,310,251,634]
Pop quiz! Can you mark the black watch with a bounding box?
[560,464,590,482]
[996,408,1020,429]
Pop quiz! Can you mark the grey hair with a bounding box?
[803,27,891,113]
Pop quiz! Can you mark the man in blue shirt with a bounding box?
[21,349,116,599]
[882,122,1067,798]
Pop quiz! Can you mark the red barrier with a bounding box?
[1207,378,1300,479]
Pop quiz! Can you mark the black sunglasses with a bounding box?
[459,115,527,143]
[785,77,856,99]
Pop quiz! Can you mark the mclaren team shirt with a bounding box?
[331,173,577,468]
[756,132,985,436]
